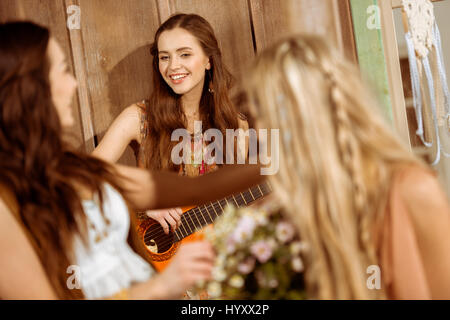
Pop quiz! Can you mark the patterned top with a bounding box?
[134,100,218,177]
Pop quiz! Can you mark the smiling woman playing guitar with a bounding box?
[93,14,249,271]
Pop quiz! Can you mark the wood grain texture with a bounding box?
[248,0,290,52]
[156,0,173,22]
[248,0,346,54]
[248,0,354,71]
[0,0,85,150]
[337,0,358,63]
[65,0,95,153]
[379,0,411,148]
[75,0,161,165]
[285,0,341,48]
[168,0,255,78]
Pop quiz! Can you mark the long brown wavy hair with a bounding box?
[0,22,122,299]
[145,13,242,170]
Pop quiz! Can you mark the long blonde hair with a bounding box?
[243,35,424,299]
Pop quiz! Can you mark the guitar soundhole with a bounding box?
[143,224,174,254]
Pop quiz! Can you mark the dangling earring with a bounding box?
[207,69,214,93]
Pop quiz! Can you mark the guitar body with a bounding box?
[136,182,271,273]
[137,206,205,272]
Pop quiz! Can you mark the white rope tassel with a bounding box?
[432,23,450,129]
[406,32,432,147]
[403,0,450,165]
[423,56,446,165]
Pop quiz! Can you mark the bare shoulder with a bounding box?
[92,102,145,162]
[397,166,449,213]
[237,116,249,131]
[0,187,18,226]
[103,103,142,140]
[0,195,14,225]
[396,165,450,298]
[397,165,450,245]
[0,196,24,247]
[0,195,57,299]
[124,102,147,144]
[122,103,144,122]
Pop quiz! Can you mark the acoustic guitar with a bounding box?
[136,182,272,272]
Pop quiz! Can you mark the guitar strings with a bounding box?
[143,184,269,242]
[143,194,267,250]
[144,184,266,239]
[142,183,272,246]
[142,183,271,244]
[143,200,234,245]
[142,184,272,250]
[142,192,256,246]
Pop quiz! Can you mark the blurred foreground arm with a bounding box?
[116,164,265,211]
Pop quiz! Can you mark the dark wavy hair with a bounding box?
[145,13,243,170]
[0,22,122,299]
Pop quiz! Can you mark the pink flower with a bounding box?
[226,237,236,254]
[234,215,256,243]
[275,221,295,243]
[237,257,256,274]
[250,240,273,263]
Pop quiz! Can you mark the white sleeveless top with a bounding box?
[74,183,153,299]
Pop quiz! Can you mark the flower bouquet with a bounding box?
[198,202,307,299]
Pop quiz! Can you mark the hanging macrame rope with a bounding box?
[405,32,430,147]
[403,0,450,165]
[433,25,450,129]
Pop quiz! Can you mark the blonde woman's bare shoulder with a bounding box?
[397,165,450,298]
[397,166,449,213]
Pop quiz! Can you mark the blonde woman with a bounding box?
[241,35,450,299]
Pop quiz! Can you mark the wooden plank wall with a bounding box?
[74,0,161,164]
[0,0,355,165]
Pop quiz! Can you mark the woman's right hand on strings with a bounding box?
[146,208,183,234]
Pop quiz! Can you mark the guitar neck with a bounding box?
[173,181,272,241]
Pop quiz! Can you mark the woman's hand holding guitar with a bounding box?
[127,241,214,299]
[157,241,215,298]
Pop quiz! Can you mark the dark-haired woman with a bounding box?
[0,22,261,299]
[93,14,249,234]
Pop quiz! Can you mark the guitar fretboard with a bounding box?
[138,182,272,241]
[173,182,271,241]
